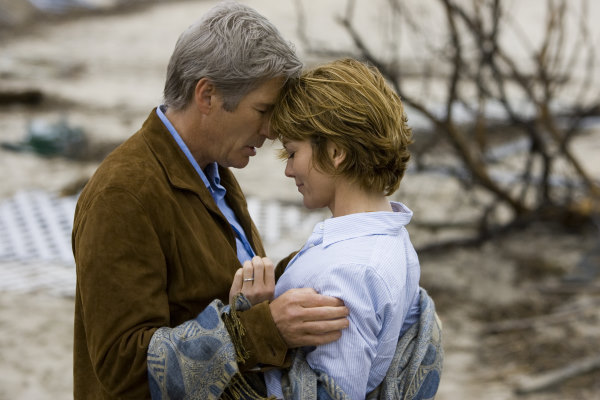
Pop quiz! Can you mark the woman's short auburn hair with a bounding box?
[270,58,413,196]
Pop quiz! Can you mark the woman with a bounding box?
[229,58,432,399]
[268,57,423,400]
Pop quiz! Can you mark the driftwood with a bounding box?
[536,283,600,295]
[0,89,44,105]
[515,354,600,394]
[483,299,600,334]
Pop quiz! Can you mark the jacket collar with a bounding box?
[141,109,215,199]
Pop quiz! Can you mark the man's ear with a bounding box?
[194,78,215,114]
[328,141,346,168]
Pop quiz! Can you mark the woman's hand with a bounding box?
[229,256,275,306]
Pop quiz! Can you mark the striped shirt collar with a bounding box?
[311,201,413,248]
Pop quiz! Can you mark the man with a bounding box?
[72,2,349,398]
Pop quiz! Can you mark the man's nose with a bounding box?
[261,120,277,140]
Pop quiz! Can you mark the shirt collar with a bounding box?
[204,162,222,188]
[315,201,413,248]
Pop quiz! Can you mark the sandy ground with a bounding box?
[0,1,599,399]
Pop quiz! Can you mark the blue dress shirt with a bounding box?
[265,202,421,400]
[156,106,255,263]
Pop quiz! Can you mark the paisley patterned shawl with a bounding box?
[146,288,443,400]
[147,295,269,399]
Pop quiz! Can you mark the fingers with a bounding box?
[242,256,275,287]
[229,268,243,305]
[235,257,276,306]
[271,289,349,321]
[262,257,275,287]
[232,268,243,292]
[296,305,350,323]
[298,318,350,335]
[250,256,264,286]
[269,289,349,348]
[242,259,255,288]
[282,287,347,309]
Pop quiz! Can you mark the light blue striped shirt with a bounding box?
[156,105,255,263]
[265,202,421,400]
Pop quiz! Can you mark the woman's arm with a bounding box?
[305,264,396,400]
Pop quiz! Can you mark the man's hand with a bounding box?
[269,288,349,348]
[229,256,275,306]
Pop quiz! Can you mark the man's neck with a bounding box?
[164,106,211,169]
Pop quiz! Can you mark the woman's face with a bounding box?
[282,140,336,210]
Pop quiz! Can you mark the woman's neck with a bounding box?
[329,181,392,218]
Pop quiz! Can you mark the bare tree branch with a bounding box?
[294,0,600,241]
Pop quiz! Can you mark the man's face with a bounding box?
[206,77,283,169]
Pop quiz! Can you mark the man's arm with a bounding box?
[74,188,169,398]
[147,298,244,399]
[229,257,350,370]
[76,188,347,397]
[146,289,349,399]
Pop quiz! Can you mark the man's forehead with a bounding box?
[256,77,285,97]
[254,100,276,108]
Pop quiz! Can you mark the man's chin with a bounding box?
[229,157,251,169]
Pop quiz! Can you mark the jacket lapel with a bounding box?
[140,109,231,234]
[220,166,265,257]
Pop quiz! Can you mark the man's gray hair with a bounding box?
[163,1,302,111]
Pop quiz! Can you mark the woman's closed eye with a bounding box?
[279,142,297,161]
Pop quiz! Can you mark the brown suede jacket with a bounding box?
[72,109,288,399]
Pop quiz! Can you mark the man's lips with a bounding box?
[246,142,264,151]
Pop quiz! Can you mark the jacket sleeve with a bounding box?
[147,294,287,399]
[74,187,168,398]
[236,300,289,369]
[147,299,240,399]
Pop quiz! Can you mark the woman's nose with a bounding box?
[284,159,294,177]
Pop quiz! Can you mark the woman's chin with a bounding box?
[302,198,314,209]
[302,198,325,211]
